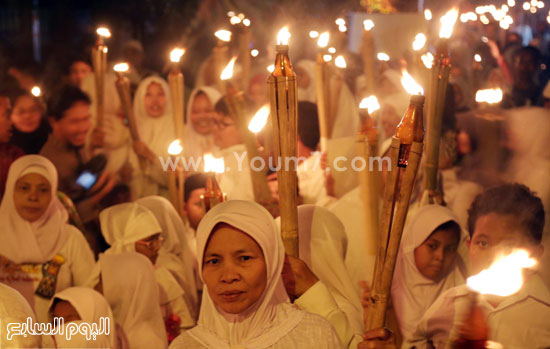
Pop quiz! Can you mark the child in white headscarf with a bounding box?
[170,200,343,348]
[89,252,168,349]
[0,155,95,323]
[0,284,41,347]
[391,204,466,341]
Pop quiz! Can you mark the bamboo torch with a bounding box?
[201,154,226,212]
[315,32,331,153]
[268,27,299,257]
[220,57,272,204]
[91,27,111,129]
[422,8,458,206]
[360,20,376,94]
[230,14,252,91]
[366,73,425,331]
[167,140,183,214]
[213,30,232,94]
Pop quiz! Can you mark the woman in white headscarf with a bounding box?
[0,155,95,323]
[170,200,342,348]
[0,284,41,348]
[131,76,175,198]
[391,205,466,341]
[89,252,168,349]
[184,87,222,169]
[48,286,119,348]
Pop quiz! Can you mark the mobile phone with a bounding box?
[76,171,98,190]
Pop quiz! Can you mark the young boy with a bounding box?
[403,183,549,348]
[182,172,208,257]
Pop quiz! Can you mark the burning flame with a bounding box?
[31,86,41,97]
[335,18,346,26]
[359,96,380,114]
[102,47,108,53]
[401,70,424,95]
[317,32,330,48]
[170,48,185,63]
[168,140,183,155]
[480,14,490,24]
[230,16,241,25]
[309,31,319,38]
[323,55,333,62]
[215,30,232,42]
[467,249,537,296]
[474,54,482,62]
[248,105,270,133]
[338,25,347,33]
[475,88,503,104]
[335,55,346,68]
[220,56,237,81]
[328,47,336,54]
[377,52,390,61]
[243,18,251,27]
[424,9,433,20]
[460,12,478,23]
[113,62,129,73]
[439,8,459,38]
[250,49,259,57]
[277,26,291,45]
[204,154,225,174]
[267,64,275,73]
[96,27,111,38]
[412,33,427,51]
[421,52,434,69]
[363,19,375,31]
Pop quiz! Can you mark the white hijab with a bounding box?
[99,202,162,254]
[188,200,304,348]
[0,155,69,264]
[49,287,117,348]
[296,60,317,103]
[391,204,466,340]
[133,76,175,157]
[184,87,222,163]
[0,284,41,348]
[94,252,167,348]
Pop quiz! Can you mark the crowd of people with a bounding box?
[0,2,549,348]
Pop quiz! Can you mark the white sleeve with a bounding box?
[64,225,96,286]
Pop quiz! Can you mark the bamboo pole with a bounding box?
[360,24,376,94]
[91,45,107,128]
[238,25,251,92]
[315,54,329,153]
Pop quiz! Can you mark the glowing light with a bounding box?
[474,54,482,62]
[230,16,241,25]
[421,52,434,69]
[250,49,259,57]
[204,154,225,174]
[481,36,489,43]
[323,55,333,62]
[338,25,347,33]
[227,11,235,17]
[335,18,346,26]
[359,95,380,114]
[500,21,510,29]
[267,64,275,73]
[238,13,245,20]
[113,62,129,72]
[168,140,183,155]
[317,32,330,48]
[530,6,537,13]
[475,88,503,104]
[401,70,424,95]
[335,55,346,68]
[170,48,185,63]
[277,26,291,45]
[96,27,111,38]
[537,1,544,8]
[243,18,251,26]
[248,105,270,133]
[467,249,537,296]
[377,52,390,61]
[220,56,237,81]
[363,19,375,31]
[102,47,108,53]
[309,31,319,38]
[523,2,531,10]
[424,9,432,20]
[508,0,516,7]
[31,86,41,97]
[328,47,336,54]
[480,15,490,24]
[460,12,478,23]
[439,8,459,38]
[215,30,232,42]
[412,33,427,51]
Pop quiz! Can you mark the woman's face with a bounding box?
[212,113,242,149]
[52,300,81,324]
[190,93,216,135]
[13,173,52,222]
[69,61,92,88]
[144,82,167,118]
[10,95,42,133]
[202,224,267,314]
[414,227,459,281]
[134,232,163,265]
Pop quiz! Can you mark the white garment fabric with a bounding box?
[217,143,254,201]
[0,155,70,264]
[184,87,222,166]
[172,200,342,349]
[391,205,467,341]
[92,252,168,349]
[296,60,317,103]
[297,152,334,207]
[0,284,41,348]
[48,287,117,348]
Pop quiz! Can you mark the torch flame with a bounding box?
[309,30,319,38]
[267,64,275,73]
[277,26,291,45]
[204,154,225,174]
[363,19,375,31]
[475,88,503,104]
[359,95,380,114]
[424,9,433,20]
[421,52,434,69]
[230,16,241,25]
[377,52,390,61]
[401,70,424,95]
[251,49,259,57]
[323,55,333,62]
[467,249,537,296]
[335,55,347,68]
[317,32,330,48]
[439,8,459,39]
[96,27,111,38]
[474,54,482,62]
[168,139,183,155]
[170,48,185,63]
[335,18,346,26]
[413,33,427,51]
[248,105,270,134]
[215,30,232,42]
[220,56,237,81]
[31,86,41,97]
[113,63,129,73]
[243,18,251,27]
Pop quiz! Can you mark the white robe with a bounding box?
[217,144,254,201]
[297,152,334,207]
[0,284,42,348]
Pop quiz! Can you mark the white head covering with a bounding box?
[0,284,41,347]
[0,155,69,264]
[296,60,317,103]
[184,86,222,163]
[133,76,175,157]
[188,200,304,348]
[391,204,466,339]
[48,287,116,348]
[94,252,167,348]
[100,202,162,254]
